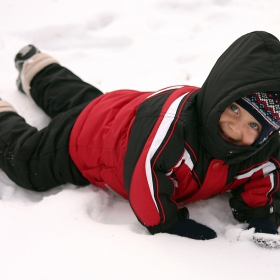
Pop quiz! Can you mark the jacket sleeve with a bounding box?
[124,89,191,233]
[229,158,280,225]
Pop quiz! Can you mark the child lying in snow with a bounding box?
[0,31,280,248]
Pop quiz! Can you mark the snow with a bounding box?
[0,0,280,279]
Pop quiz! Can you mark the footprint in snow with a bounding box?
[13,14,133,51]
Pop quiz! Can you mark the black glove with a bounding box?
[248,218,278,234]
[166,219,217,240]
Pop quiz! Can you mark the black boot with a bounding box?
[14,45,41,93]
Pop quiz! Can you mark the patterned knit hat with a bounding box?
[235,92,280,146]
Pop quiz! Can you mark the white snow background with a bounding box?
[0,0,280,279]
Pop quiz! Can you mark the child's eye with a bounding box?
[249,122,259,130]
[230,104,238,113]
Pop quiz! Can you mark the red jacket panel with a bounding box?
[69,85,280,231]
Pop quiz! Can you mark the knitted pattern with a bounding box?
[244,92,280,129]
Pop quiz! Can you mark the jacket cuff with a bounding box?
[146,207,189,234]
[231,203,274,223]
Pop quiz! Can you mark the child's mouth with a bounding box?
[219,129,236,143]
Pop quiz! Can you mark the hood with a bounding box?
[196,31,280,164]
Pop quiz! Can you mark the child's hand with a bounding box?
[166,219,217,240]
[247,218,279,234]
[248,218,280,248]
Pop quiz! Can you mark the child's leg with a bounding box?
[1,46,101,191]
[0,101,89,191]
[17,48,103,118]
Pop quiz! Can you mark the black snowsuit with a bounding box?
[0,31,279,231]
[0,64,102,190]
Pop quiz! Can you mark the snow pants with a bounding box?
[0,63,103,191]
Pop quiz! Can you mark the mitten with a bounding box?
[167,219,217,240]
[247,218,278,234]
[248,218,280,248]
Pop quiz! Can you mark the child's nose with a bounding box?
[230,122,243,135]
[230,122,252,145]
[229,122,244,141]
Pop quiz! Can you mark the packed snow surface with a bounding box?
[0,0,280,279]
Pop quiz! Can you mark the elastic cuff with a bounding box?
[147,208,189,234]
[0,100,17,113]
[21,53,59,97]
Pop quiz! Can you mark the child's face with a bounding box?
[219,102,262,146]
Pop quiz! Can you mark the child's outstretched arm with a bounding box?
[124,87,216,239]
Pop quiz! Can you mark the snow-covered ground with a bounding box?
[0,0,280,279]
